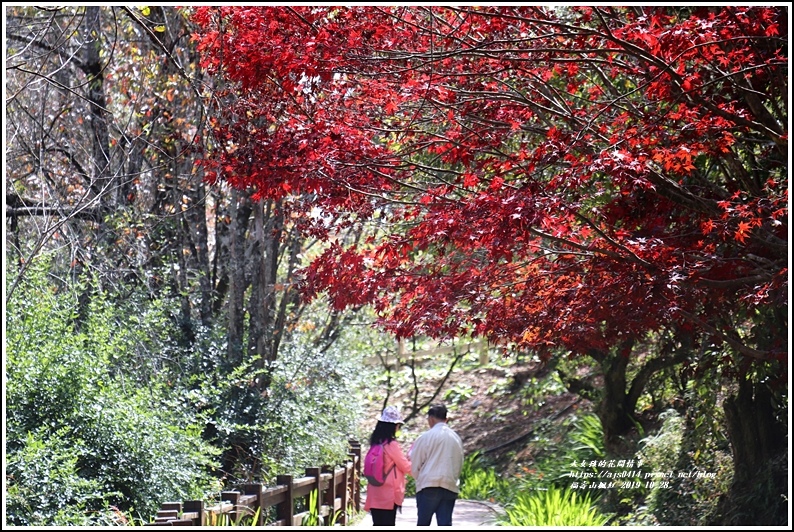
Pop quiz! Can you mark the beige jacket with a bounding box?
[410,422,464,493]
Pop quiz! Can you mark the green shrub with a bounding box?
[637,409,683,475]
[527,414,609,492]
[636,408,733,526]
[68,389,220,517]
[262,340,366,475]
[459,451,512,502]
[190,321,372,484]
[498,485,613,526]
[5,263,220,525]
[570,414,607,460]
[444,383,475,405]
[404,474,416,497]
[5,428,113,526]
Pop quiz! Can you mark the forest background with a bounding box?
[4,5,789,527]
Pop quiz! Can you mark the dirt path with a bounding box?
[352,496,503,527]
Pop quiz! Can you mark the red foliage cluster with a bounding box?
[192,6,787,364]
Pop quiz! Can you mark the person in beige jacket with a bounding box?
[410,404,464,526]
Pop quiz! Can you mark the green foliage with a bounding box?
[519,370,566,411]
[443,382,475,405]
[634,408,733,526]
[511,411,651,522]
[298,489,340,526]
[263,339,366,476]
[296,488,340,526]
[5,428,113,526]
[327,508,343,525]
[569,414,607,460]
[6,277,93,439]
[498,486,613,526]
[526,414,609,490]
[637,409,683,475]
[206,506,262,526]
[190,322,371,482]
[458,451,512,502]
[69,389,220,515]
[404,474,416,497]
[5,262,220,525]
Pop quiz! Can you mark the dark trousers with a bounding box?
[371,504,399,526]
[416,487,458,526]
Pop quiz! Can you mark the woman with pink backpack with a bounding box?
[363,406,412,526]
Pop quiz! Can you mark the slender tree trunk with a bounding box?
[192,183,214,327]
[226,189,251,366]
[248,199,284,390]
[82,6,112,207]
[262,199,283,364]
[247,201,268,372]
[271,228,302,359]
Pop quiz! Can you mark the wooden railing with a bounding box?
[146,440,362,526]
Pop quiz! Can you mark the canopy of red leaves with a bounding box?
[192,6,787,365]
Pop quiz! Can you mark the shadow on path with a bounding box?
[353,496,503,527]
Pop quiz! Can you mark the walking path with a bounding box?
[352,496,503,527]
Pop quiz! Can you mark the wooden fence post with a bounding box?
[242,483,264,526]
[348,438,362,511]
[322,465,337,525]
[183,500,204,526]
[222,491,240,524]
[306,466,322,525]
[276,474,294,525]
[340,462,350,525]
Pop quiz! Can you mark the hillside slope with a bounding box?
[359,353,592,475]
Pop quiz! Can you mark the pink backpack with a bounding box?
[363,443,395,486]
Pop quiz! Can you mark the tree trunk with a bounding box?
[596,350,634,454]
[192,183,214,327]
[247,199,284,390]
[82,6,113,206]
[724,379,783,484]
[714,378,787,524]
[226,190,251,367]
[247,200,268,369]
[271,228,302,358]
[261,199,283,365]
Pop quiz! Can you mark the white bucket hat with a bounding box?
[378,406,404,424]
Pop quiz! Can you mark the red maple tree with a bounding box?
[193,5,785,355]
[193,5,787,497]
